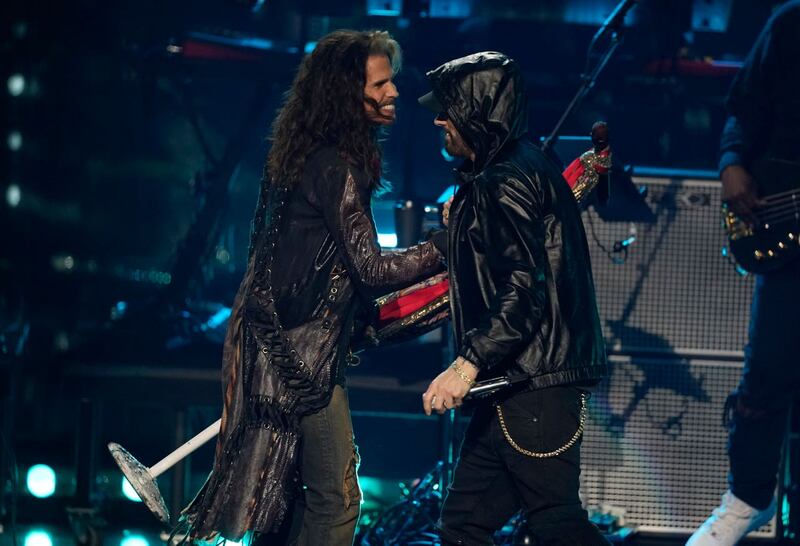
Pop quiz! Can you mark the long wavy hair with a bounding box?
[248,30,401,256]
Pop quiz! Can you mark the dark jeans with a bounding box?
[439,385,610,546]
[264,385,360,546]
[728,258,800,510]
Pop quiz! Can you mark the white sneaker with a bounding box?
[686,490,776,546]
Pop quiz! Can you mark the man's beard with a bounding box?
[444,133,471,159]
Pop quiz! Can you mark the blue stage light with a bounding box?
[205,307,232,330]
[7,74,25,96]
[440,146,456,162]
[6,184,21,207]
[26,464,56,498]
[111,301,128,320]
[120,534,149,546]
[429,0,471,18]
[121,477,142,502]
[436,185,457,203]
[8,130,23,151]
[24,530,53,546]
[367,0,402,16]
[377,232,398,248]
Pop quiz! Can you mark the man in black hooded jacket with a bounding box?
[419,52,610,545]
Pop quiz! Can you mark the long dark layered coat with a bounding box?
[183,146,443,540]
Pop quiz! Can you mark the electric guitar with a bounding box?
[723,157,800,274]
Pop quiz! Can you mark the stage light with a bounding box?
[437,185,457,203]
[360,476,378,495]
[6,184,21,207]
[12,21,28,39]
[8,74,25,96]
[111,301,128,320]
[249,0,266,13]
[26,464,56,498]
[24,530,53,546]
[54,331,70,352]
[215,246,231,264]
[121,477,142,502]
[304,41,317,54]
[120,534,149,546]
[692,0,732,32]
[52,254,76,272]
[359,476,383,503]
[367,0,402,16]
[205,307,231,330]
[428,0,471,18]
[377,232,398,248]
[8,130,23,151]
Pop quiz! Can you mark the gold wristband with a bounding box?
[450,361,476,388]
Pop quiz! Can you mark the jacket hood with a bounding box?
[426,51,528,172]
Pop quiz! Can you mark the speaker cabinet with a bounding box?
[584,177,755,358]
[580,355,777,538]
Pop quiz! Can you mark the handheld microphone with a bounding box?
[465,375,529,400]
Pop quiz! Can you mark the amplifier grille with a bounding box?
[580,355,776,537]
[583,178,755,357]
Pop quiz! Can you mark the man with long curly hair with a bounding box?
[179,29,444,545]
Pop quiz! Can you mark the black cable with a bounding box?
[585,210,628,265]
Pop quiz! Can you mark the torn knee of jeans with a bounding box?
[342,449,361,510]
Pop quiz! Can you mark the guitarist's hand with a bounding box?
[721,165,763,226]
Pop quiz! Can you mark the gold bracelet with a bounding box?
[450,361,476,388]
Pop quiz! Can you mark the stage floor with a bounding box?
[5,525,798,546]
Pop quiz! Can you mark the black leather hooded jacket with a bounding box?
[426,52,607,389]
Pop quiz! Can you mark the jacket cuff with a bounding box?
[425,228,448,256]
[458,344,487,371]
[718,150,743,175]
